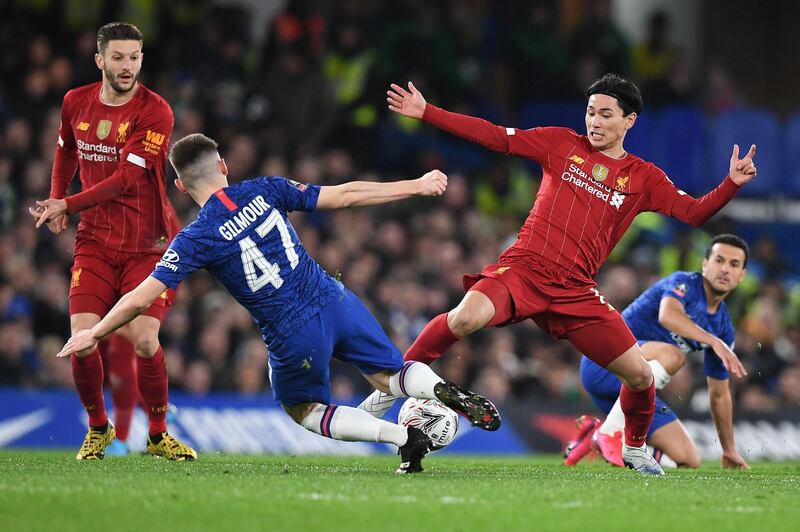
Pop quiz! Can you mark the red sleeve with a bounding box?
[645,169,741,226]
[64,97,173,214]
[422,104,510,152]
[50,92,79,199]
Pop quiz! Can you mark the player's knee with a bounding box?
[677,448,701,469]
[132,336,160,358]
[285,402,318,425]
[624,361,653,390]
[447,305,488,337]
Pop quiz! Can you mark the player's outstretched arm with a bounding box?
[658,297,747,378]
[387,81,511,152]
[56,276,167,358]
[315,170,447,210]
[708,376,750,469]
[649,144,757,227]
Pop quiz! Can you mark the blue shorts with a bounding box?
[267,286,403,406]
[579,348,677,437]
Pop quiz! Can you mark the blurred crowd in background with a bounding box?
[1,0,798,414]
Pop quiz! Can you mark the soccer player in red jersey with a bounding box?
[373,73,757,475]
[30,22,195,460]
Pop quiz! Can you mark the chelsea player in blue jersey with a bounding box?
[566,234,750,470]
[56,133,501,474]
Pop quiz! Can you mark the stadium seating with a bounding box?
[517,100,587,133]
[710,108,780,196]
[785,112,800,195]
[649,105,710,196]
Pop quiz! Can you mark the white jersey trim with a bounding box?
[506,127,515,136]
[127,152,146,168]
[57,135,64,147]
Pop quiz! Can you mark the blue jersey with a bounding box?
[151,176,340,347]
[622,271,735,380]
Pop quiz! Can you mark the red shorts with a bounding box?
[464,257,636,366]
[69,241,174,321]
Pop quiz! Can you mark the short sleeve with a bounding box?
[506,126,573,162]
[150,230,207,290]
[266,176,321,212]
[659,272,693,308]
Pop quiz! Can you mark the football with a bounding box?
[398,398,459,449]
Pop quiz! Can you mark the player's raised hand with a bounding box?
[721,449,750,469]
[416,170,447,197]
[387,81,426,119]
[31,198,68,229]
[729,144,757,185]
[56,329,98,358]
[710,337,747,378]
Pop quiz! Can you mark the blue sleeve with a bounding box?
[150,231,208,290]
[266,176,321,212]
[659,272,692,307]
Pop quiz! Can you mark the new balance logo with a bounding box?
[610,192,625,209]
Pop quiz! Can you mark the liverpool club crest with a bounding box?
[96,119,112,140]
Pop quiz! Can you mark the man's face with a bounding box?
[585,94,635,151]
[702,243,747,295]
[95,40,142,94]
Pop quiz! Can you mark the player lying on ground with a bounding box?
[57,133,500,474]
[566,234,750,470]
[360,73,756,476]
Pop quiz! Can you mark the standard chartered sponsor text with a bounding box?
[77,139,118,162]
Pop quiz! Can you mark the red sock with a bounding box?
[71,348,107,427]
[106,335,139,441]
[620,379,655,447]
[137,347,168,435]
[404,313,460,364]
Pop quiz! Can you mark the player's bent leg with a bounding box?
[404,281,507,364]
[639,341,685,388]
[570,324,662,476]
[287,401,433,474]
[648,420,701,469]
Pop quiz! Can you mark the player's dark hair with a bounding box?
[706,234,749,267]
[586,73,643,116]
[97,22,143,54]
[169,133,219,178]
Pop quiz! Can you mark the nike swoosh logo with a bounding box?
[0,409,52,446]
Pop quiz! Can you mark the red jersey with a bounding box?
[422,105,741,283]
[50,81,180,255]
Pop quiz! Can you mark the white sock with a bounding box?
[648,359,671,390]
[600,397,626,435]
[300,404,408,447]
[357,390,398,419]
[389,361,443,399]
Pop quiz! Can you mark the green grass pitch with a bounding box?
[1,451,798,531]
